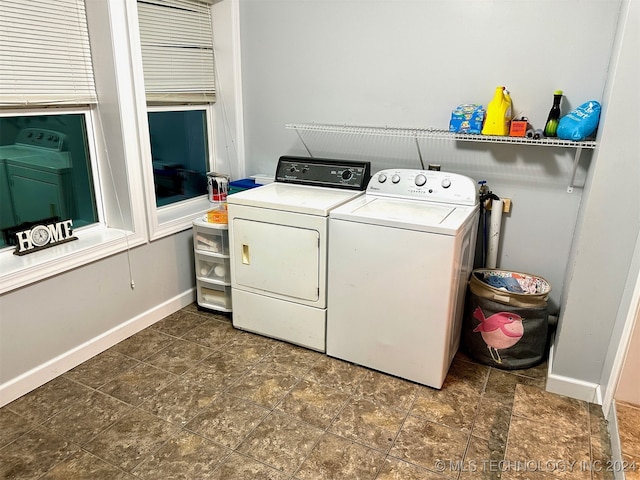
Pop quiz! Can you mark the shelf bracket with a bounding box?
[567,147,584,194]
[413,134,425,170]
[294,128,314,158]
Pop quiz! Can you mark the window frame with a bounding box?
[127,1,217,241]
[0,106,147,294]
[0,0,151,294]
[142,103,216,239]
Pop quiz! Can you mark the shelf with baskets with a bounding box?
[285,123,596,193]
[192,217,232,312]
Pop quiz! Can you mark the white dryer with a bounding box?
[326,169,479,388]
[227,156,370,351]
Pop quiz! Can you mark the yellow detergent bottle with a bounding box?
[482,86,513,136]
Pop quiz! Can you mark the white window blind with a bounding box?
[0,0,97,106]
[137,0,216,104]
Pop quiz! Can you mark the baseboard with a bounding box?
[546,373,602,404]
[607,402,627,480]
[0,289,195,408]
[546,342,603,404]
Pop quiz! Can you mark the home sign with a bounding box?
[14,219,78,256]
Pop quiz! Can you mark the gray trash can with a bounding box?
[462,269,551,369]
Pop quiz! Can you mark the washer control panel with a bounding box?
[15,128,67,151]
[275,156,371,190]
[368,169,477,205]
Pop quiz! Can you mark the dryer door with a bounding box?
[231,218,320,302]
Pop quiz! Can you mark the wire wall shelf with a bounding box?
[285,122,597,193]
[286,122,596,148]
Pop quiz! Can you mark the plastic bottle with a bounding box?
[543,90,563,137]
[482,86,512,136]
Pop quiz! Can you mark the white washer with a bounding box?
[0,128,72,230]
[227,156,370,351]
[326,169,479,388]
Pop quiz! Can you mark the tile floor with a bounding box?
[0,303,629,480]
[617,402,640,480]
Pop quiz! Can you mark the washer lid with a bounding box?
[0,146,71,169]
[330,195,478,234]
[0,145,37,159]
[227,182,365,216]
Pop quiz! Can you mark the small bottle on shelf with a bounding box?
[544,90,563,137]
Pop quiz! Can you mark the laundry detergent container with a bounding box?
[462,269,551,370]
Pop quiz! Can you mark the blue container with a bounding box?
[229,178,258,195]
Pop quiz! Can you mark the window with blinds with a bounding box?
[137,0,216,104]
[135,0,215,218]
[0,0,100,251]
[0,0,97,106]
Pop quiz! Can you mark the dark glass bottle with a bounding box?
[544,90,563,137]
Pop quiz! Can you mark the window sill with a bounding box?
[0,225,146,294]
[150,196,213,240]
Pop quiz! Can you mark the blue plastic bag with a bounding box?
[557,101,601,141]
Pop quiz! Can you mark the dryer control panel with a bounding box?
[367,169,478,206]
[275,156,370,190]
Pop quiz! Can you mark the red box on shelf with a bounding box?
[509,119,528,137]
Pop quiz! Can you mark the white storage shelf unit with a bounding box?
[193,218,232,312]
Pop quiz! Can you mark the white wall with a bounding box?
[238,0,621,311]
[0,231,196,405]
[550,0,639,399]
